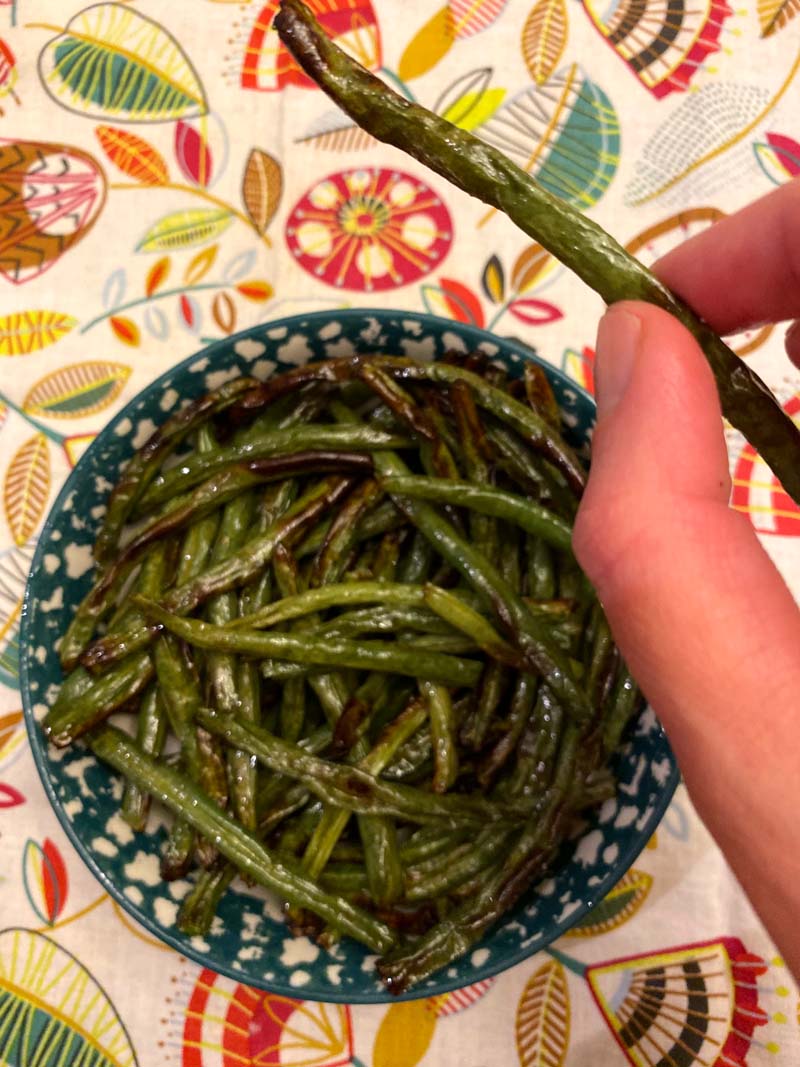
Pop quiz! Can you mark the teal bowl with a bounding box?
[21,309,678,1003]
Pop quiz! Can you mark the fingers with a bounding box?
[574,301,800,975]
[574,302,800,747]
[654,178,800,338]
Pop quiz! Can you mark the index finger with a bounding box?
[654,178,800,335]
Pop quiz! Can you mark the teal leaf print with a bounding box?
[38,4,207,121]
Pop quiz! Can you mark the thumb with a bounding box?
[573,302,800,976]
[573,301,800,753]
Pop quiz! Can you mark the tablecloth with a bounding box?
[1,0,799,1063]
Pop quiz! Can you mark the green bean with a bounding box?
[399,826,470,865]
[312,478,383,586]
[273,0,800,503]
[59,556,140,670]
[333,398,589,719]
[138,598,483,687]
[405,827,515,901]
[294,499,404,559]
[205,491,259,829]
[197,709,512,827]
[317,605,454,638]
[121,686,167,831]
[524,362,561,428]
[478,672,538,787]
[382,476,573,552]
[43,651,154,747]
[95,376,258,564]
[81,477,354,670]
[377,725,580,992]
[422,681,458,793]
[178,865,235,936]
[236,580,427,629]
[422,584,522,668]
[396,529,434,585]
[603,666,643,754]
[153,632,204,873]
[300,695,428,879]
[176,424,222,587]
[89,725,395,953]
[527,538,556,600]
[360,364,459,479]
[139,426,411,510]
[450,380,495,560]
[358,813,403,906]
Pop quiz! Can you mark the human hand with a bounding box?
[572,179,800,977]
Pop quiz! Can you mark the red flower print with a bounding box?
[286,168,453,292]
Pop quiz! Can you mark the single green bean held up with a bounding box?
[273,0,800,505]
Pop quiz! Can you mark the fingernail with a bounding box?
[595,307,642,416]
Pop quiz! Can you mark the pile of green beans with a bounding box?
[44,351,642,993]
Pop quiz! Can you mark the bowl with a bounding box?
[21,309,678,1002]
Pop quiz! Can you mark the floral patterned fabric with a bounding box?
[1,1,799,1063]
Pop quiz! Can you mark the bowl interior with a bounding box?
[21,309,678,1003]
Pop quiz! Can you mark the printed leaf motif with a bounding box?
[522,0,567,85]
[435,69,506,131]
[516,959,570,1067]
[0,541,36,688]
[24,361,131,419]
[758,0,799,35]
[478,65,620,210]
[102,268,127,310]
[625,82,781,207]
[583,0,732,98]
[242,148,283,234]
[39,3,207,121]
[236,280,273,302]
[448,0,510,37]
[179,293,201,332]
[183,244,218,285]
[95,125,169,185]
[398,6,455,82]
[175,120,213,187]
[296,119,377,152]
[144,305,169,341]
[0,711,23,767]
[564,869,653,937]
[508,297,562,325]
[435,978,496,1015]
[223,248,257,283]
[481,254,505,303]
[212,292,236,334]
[422,278,485,328]
[754,133,800,184]
[0,38,19,105]
[145,257,171,297]
[0,929,137,1064]
[0,311,77,356]
[373,1001,439,1067]
[0,139,106,285]
[511,243,553,293]
[23,838,69,925]
[137,208,233,252]
[0,782,24,807]
[110,316,141,347]
[4,433,50,546]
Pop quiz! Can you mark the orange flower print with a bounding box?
[285,168,453,291]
